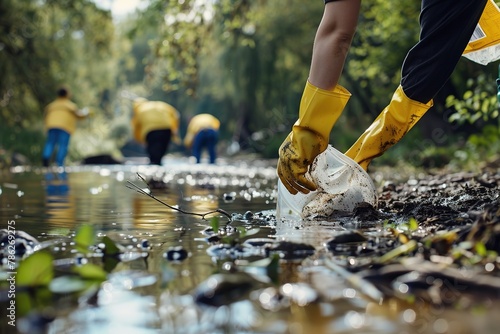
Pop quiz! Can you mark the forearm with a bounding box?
[309,0,361,90]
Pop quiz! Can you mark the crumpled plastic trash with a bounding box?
[277,145,377,220]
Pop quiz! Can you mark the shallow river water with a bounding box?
[1,157,499,334]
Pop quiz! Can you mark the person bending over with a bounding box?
[277,0,488,195]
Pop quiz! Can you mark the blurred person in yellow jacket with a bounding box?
[42,87,88,167]
[132,98,180,165]
[184,114,220,164]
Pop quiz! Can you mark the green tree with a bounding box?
[0,0,115,125]
[111,0,500,163]
[0,0,117,163]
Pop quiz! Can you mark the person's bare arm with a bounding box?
[309,0,361,90]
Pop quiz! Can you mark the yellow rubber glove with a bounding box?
[345,85,433,170]
[278,130,324,194]
[277,81,351,194]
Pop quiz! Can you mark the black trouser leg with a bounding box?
[401,0,487,103]
[146,129,172,165]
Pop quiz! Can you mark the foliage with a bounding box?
[9,223,113,317]
[0,0,116,127]
[74,224,96,253]
[457,124,500,168]
[0,0,497,166]
[346,0,421,115]
[0,123,44,164]
[210,215,260,246]
[68,113,128,163]
[446,75,499,126]
[17,251,54,287]
[445,72,500,168]
[133,0,323,147]
[467,124,500,151]
[0,0,124,164]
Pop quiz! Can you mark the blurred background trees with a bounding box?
[1,0,498,168]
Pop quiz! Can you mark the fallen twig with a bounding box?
[126,173,232,220]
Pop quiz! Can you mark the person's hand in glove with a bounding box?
[277,129,325,194]
[276,81,351,195]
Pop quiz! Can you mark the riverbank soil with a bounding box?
[309,164,500,308]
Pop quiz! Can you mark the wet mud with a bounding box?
[275,168,500,325]
[375,171,499,229]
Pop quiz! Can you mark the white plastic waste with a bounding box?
[276,145,377,220]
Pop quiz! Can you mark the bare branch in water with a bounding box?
[126,173,232,220]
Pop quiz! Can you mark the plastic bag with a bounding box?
[276,145,377,220]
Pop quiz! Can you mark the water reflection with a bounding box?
[44,170,69,197]
[2,161,499,334]
[43,171,75,229]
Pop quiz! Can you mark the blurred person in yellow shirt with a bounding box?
[183,113,220,164]
[132,98,181,165]
[42,87,88,167]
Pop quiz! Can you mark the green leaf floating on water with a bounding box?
[75,224,95,253]
[73,263,107,281]
[210,216,220,231]
[101,235,121,256]
[17,251,54,287]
